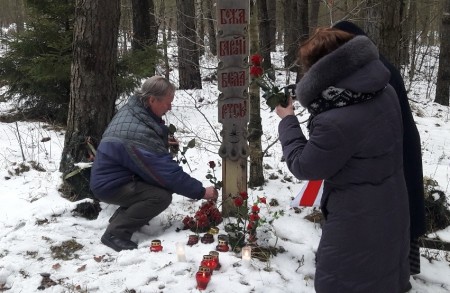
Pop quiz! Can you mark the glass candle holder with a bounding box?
[200,254,216,272]
[187,234,199,246]
[241,245,252,267]
[201,233,214,244]
[195,266,211,290]
[150,239,163,252]
[209,250,221,270]
[217,234,229,241]
[208,226,219,234]
[175,242,187,262]
[216,239,230,252]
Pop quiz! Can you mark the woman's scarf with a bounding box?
[307,86,385,129]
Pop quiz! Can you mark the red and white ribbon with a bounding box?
[290,180,324,207]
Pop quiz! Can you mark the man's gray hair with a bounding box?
[135,76,176,105]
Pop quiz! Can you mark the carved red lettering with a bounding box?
[221,101,247,119]
[219,38,246,57]
[220,9,247,25]
[221,71,246,88]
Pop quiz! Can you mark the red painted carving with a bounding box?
[221,100,247,120]
[219,9,247,25]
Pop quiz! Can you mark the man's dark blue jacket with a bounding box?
[90,95,205,200]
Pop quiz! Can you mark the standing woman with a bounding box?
[276,28,410,292]
[333,21,426,276]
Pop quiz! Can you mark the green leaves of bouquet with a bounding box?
[249,54,289,111]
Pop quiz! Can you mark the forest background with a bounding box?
[0,0,449,291]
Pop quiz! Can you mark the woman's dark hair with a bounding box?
[298,27,355,71]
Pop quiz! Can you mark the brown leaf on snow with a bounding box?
[76,264,86,272]
[52,263,61,270]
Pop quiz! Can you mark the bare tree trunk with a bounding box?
[363,0,381,45]
[267,0,277,51]
[379,0,402,69]
[435,0,450,106]
[408,0,418,84]
[176,0,202,89]
[276,0,284,46]
[248,0,265,188]
[295,0,309,81]
[131,0,156,50]
[196,0,205,56]
[257,0,272,69]
[205,0,217,55]
[310,0,320,33]
[284,0,298,70]
[60,0,120,199]
[159,0,170,79]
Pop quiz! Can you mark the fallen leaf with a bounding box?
[76,264,86,272]
[52,263,61,270]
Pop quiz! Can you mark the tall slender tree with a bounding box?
[435,0,450,106]
[248,0,265,188]
[296,0,309,81]
[131,0,157,51]
[283,0,297,70]
[267,0,277,51]
[257,0,272,70]
[205,0,217,55]
[310,0,320,33]
[378,0,402,69]
[176,0,202,89]
[60,0,120,199]
[130,0,158,76]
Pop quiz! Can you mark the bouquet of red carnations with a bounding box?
[182,201,223,233]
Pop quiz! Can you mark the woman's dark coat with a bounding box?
[333,21,426,239]
[278,36,410,292]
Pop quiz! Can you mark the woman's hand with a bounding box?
[275,97,295,119]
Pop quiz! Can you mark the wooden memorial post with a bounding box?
[216,0,250,217]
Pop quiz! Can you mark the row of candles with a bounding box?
[150,233,231,254]
[149,231,253,290]
[195,246,252,290]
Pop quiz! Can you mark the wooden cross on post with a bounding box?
[216,0,250,217]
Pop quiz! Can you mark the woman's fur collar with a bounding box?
[296,36,379,107]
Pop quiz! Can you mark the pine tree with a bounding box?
[0,0,74,124]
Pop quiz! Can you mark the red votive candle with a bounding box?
[209,251,221,270]
[195,266,211,290]
[216,239,229,252]
[187,234,199,246]
[200,254,216,272]
[150,239,163,252]
[201,233,214,244]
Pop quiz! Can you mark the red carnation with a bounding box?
[208,161,216,169]
[249,213,260,221]
[239,191,248,200]
[250,65,263,78]
[250,54,263,66]
[234,197,244,207]
[247,222,254,230]
[259,197,267,204]
[251,205,260,213]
